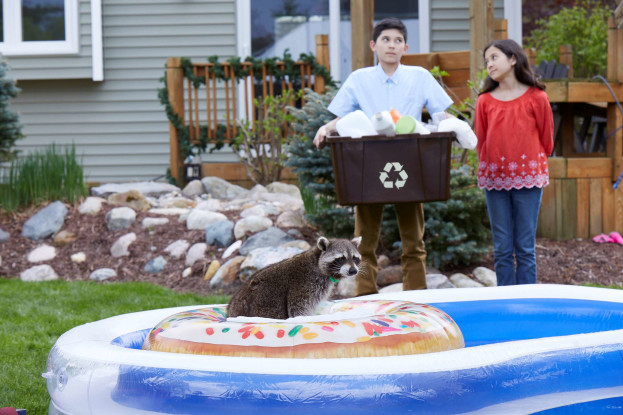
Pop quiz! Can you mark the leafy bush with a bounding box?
[233,91,294,185]
[0,58,24,163]
[524,0,609,78]
[0,144,88,213]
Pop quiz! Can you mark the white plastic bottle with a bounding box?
[336,110,377,138]
[371,111,396,137]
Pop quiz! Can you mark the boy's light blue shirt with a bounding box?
[327,63,453,121]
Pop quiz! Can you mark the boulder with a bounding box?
[22,201,68,241]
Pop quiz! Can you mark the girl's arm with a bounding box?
[474,96,487,157]
[535,92,554,156]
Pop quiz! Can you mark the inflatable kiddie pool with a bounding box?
[45,284,623,415]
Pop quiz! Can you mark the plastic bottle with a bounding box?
[389,109,402,123]
[395,115,416,134]
[395,115,431,135]
[336,110,377,138]
[371,111,396,136]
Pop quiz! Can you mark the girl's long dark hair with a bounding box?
[480,39,545,95]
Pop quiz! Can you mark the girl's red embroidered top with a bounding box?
[475,87,554,191]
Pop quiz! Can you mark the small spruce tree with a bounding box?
[0,58,24,163]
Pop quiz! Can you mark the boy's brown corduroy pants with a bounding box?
[354,202,427,296]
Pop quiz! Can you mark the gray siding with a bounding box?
[430,0,504,52]
[8,0,93,80]
[11,0,237,183]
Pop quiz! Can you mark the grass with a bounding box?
[0,278,229,415]
[0,144,88,213]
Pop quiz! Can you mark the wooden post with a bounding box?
[609,16,618,81]
[525,48,537,66]
[559,44,573,78]
[315,34,329,93]
[166,57,184,184]
[351,0,374,71]
[470,0,494,84]
[493,18,507,40]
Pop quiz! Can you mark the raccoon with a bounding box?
[227,236,362,319]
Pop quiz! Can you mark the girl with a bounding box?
[474,39,554,285]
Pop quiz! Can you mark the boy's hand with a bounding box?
[313,126,328,149]
[314,118,339,149]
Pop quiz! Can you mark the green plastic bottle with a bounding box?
[395,115,416,134]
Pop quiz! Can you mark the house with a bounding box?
[4,0,516,183]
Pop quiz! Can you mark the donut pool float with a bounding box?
[142,300,465,358]
[46,284,623,414]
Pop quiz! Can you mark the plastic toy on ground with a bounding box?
[45,284,623,415]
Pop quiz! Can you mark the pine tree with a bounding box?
[0,58,24,163]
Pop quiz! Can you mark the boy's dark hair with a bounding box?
[372,18,407,43]
[480,39,545,95]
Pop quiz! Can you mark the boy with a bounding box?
[313,17,453,296]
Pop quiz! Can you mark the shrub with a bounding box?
[0,58,24,163]
[423,166,491,269]
[524,0,609,78]
[0,144,88,213]
[287,88,355,238]
[233,91,294,185]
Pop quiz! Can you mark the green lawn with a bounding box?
[0,278,229,415]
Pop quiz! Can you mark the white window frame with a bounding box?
[0,0,79,56]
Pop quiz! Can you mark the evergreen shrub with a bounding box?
[287,88,354,238]
[0,58,24,163]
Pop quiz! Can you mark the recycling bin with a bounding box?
[326,132,455,205]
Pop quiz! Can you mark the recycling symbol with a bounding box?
[379,162,408,189]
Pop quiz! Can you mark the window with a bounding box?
[0,0,78,56]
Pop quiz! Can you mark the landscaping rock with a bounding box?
[164,240,190,259]
[106,207,136,231]
[450,273,484,288]
[473,266,497,286]
[78,197,105,215]
[210,256,245,289]
[71,252,86,263]
[89,268,116,281]
[239,246,304,277]
[426,274,455,289]
[194,199,223,212]
[182,179,205,198]
[111,233,136,257]
[266,182,301,199]
[239,227,294,255]
[234,215,273,239]
[142,217,169,228]
[27,245,57,263]
[144,256,167,274]
[205,220,234,248]
[377,265,403,287]
[91,181,180,198]
[22,201,68,241]
[108,190,151,211]
[379,282,403,293]
[0,228,10,243]
[186,209,228,230]
[222,240,242,259]
[203,260,220,282]
[53,230,76,246]
[201,176,247,200]
[186,242,207,266]
[275,211,306,228]
[20,265,59,281]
